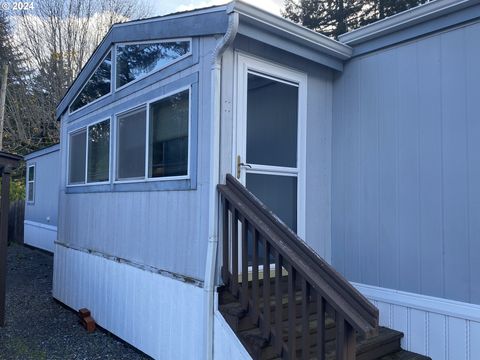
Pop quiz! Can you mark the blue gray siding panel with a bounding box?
[58,36,217,282]
[332,21,480,304]
[25,148,60,226]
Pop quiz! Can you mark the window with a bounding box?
[116,108,147,180]
[115,88,190,182]
[68,130,87,184]
[27,164,35,202]
[87,119,110,183]
[149,90,189,178]
[116,41,191,89]
[68,120,111,185]
[70,51,112,112]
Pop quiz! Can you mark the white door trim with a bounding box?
[233,51,307,240]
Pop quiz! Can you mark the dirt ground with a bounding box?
[0,243,151,360]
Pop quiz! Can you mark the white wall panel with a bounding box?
[53,244,205,360]
[355,282,480,360]
[214,310,252,360]
[23,221,57,253]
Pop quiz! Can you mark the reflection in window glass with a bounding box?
[27,165,35,202]
[116,41,190,88]
[117,108,146,180]
[69,130,87,184]
[87,120,110,183]
[149,90,189,178]
[71,52,112,112]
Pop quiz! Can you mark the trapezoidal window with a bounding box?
[70,51,112,112]
[116,40,191,89]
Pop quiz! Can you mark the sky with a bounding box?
[150,0,284,16]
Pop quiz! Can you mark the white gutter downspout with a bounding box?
[204,8,239,360]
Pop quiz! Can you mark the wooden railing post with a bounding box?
[241,218,249,308]
[262,239,271,339]
[231,208,239,297]
[221,198,229,285]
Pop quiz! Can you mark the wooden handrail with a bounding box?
[218,174,379,359]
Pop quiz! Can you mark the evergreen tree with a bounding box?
[282,0,430,38]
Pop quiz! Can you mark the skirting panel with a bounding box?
[24,220,57,253]
[53,244,205,360]
[354,282,480,360]
[214,304,252,360]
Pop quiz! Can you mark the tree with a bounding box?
[282,0,430,38]
[0,0,152,155]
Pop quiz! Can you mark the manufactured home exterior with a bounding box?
[24,144,60,253]
[51,0,480,359]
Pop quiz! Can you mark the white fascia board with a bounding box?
[339,0,479,45]
[228,0,353,60]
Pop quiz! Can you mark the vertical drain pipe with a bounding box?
[204,7,239,360]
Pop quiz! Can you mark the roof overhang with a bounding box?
[24,144,60,161]
[229,1,352,71]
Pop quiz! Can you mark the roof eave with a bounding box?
[339,0,479,45]
[228,1,353,60]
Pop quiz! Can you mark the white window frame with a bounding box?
[113,86,192,184]
[26,164,35,204]
[69,50,113,115]
[66,117,112,187]
[115,38,192,92]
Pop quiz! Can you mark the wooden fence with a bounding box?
[8,200,24,244]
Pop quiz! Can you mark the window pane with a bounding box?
[116,41,190,88]
[71,52,112,112]
[28,166,35,181]
[28,183,34,202]
[246,173,297,232]
[69,130,87,184]
[247,73,298,168]
[87,120,110,183]
[149,90,189,178]
[117,108,146,180]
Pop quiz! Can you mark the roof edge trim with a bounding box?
[339,0,478,45]
[228,0,353,60]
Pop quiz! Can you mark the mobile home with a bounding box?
[24,144,60,253]
[52,0,480,359]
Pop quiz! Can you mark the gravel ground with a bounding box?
[0,243,151,360]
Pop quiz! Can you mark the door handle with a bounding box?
[236,155,252,179]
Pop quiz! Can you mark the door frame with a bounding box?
[233,52,307,240]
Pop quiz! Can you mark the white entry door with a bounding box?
[235,53,307,239]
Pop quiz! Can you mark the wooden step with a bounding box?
[217,286,429,360]
[379,350,431,360]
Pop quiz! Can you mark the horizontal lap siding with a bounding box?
[332,21,480,304]
[58,36,217,281]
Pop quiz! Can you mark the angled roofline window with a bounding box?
[69,50,112,114]
[115,38,192,91]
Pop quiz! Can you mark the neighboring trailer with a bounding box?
[24,144,60,253]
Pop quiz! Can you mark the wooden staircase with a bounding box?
[219,283,429,360]
[217,175,431,360]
